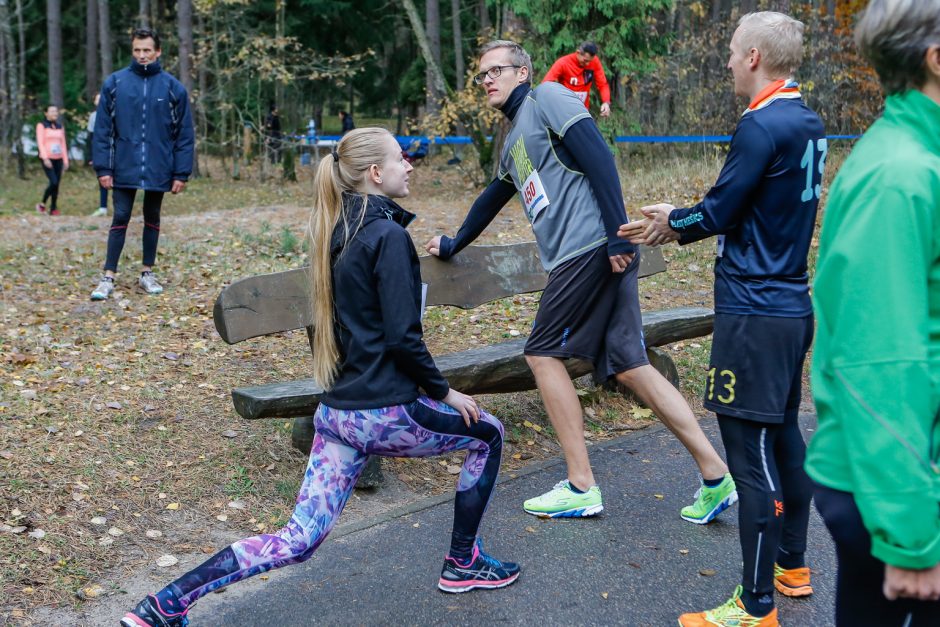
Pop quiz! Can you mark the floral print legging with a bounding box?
[160,396,504,609]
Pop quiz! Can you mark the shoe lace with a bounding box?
[477,550,503,570]
[707,587,747,622]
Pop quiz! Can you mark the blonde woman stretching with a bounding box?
[121,128,520,627]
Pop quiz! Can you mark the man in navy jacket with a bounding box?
[91,28,194,301]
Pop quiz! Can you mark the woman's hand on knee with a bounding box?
[443,389,479,428]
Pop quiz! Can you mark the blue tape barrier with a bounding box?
[293,133,860,145]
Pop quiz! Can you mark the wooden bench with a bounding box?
[213,242,715,483]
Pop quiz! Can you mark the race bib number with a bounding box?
[522,170,550,222]
[50,142,62,155]
[716,234,726,258]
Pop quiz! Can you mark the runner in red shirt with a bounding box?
[542,41,612,117]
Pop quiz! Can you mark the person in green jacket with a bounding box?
[807,0,940,623]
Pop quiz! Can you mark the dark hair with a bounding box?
[44,103,57,111]
[339,111,348,118]
[578,41,598,56]
[131,28,161,49]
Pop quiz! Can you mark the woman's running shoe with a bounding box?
[35,203,46,213]
[120,593,189,627]
[678,586,779,627]
[438,539,521,593]
[522,479,603,518]
[680,473,738,524]
[773,563,813,597]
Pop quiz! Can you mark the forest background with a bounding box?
[0,0,877,182]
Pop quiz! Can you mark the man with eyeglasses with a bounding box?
[543,41,612,117]
[426,40,735,523]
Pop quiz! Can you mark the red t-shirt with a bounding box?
[542,52,611,110]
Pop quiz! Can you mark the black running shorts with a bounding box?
[524,245,649,382]
[704,313,814,423]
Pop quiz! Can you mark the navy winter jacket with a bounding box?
[93,60,194,192]
[320,193,450,409]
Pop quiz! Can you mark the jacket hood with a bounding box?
[130,59,163,77]
[330,193,416,256]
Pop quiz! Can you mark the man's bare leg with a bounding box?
[526,354,595,490]
[616,364,728,480]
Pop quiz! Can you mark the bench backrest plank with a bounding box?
[214,242,666,345]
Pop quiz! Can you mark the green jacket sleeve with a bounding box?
[813,180,940,569]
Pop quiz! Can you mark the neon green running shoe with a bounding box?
[522,480,603,518]
[680,473,738,524]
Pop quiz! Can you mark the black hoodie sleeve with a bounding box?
[374,227,450,399]
[437,177,517,260]
[560,118,636,256]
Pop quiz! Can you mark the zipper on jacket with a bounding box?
[141,76,148,188]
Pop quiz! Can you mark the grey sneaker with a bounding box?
[90,277,114,301]
[139,272,164,294]
[91,207,107,217]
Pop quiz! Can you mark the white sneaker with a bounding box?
[91,207,107,217]
[90,277,114,300]
[139,272,163,294]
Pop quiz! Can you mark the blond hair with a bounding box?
[307,127,394,388]
[736,11,805,78]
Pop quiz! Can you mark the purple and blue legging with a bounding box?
[155,396,504,610]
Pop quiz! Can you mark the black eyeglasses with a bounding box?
[472,65,521,85]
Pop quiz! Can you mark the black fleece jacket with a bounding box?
[320,193,450,409]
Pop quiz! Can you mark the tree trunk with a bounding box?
[177,0,197,176]
[0,0,22,175]
[196,11,208,177]
[12,0,23,176]
[138,0,150,28]
[399,0,448,106]
[85,0,98,102]
[424,0,443,112]
[477,0,490,35]
[46,0,64,107]
[451,0,464,88]
[97,0,112,76]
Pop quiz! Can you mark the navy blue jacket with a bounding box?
[320,193,450,409]
[668,96,825,317]
[93,60,194,192]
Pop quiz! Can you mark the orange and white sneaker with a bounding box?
[774,563,813,597]
[678,586,779,627]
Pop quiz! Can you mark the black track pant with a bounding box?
[718,408,814,598]
[815,484,940,626]
[41,159,64,209]
[104,188,164,272]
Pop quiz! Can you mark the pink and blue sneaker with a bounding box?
[438,538,521,593]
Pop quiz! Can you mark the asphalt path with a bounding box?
[190,415,835,626]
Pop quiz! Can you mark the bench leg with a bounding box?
[290,416,384,489]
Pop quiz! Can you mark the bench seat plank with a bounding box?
[232,306,714,420]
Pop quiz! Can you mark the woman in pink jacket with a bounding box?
[36,104,69,215]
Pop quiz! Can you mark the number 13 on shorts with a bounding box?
[706,367,736,404]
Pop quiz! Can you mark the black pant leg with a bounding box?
[141,191,164,268]
[105,188,137,272]
[815,484,940,626]
[718,415,784,597]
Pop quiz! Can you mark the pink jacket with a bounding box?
[37,121,69,166]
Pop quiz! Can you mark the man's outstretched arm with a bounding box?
[426,177,516,259]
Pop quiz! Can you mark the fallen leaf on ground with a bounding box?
[106,401,122,410]
[145,530,162,539]
[699,568,717,577]
[156,555,178,567]
[165,503,180,510]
